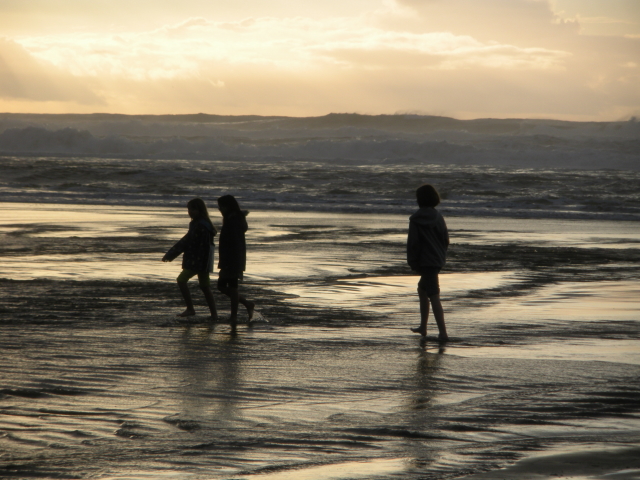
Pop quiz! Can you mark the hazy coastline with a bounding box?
[1,113,638,170]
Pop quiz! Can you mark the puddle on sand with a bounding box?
[447,216,640,249]
[455,444,640,480]
[243,458,408,480]
[452,280,640,365]
[482,280,640,323]
[454,339,640,365]
[281,272,514,310]
[1,254,171,282]
[517,280,640,319]
[0,202,182,238]
[101,458,408,480]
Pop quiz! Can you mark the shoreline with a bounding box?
[1,203,639,479]
[1,198,639,222]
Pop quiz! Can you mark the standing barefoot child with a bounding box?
[217,195,255,332]
[162,198,218,321]
[407,184,450,342]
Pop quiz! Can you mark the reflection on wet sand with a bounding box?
[280,273,514,311]
[175,328,243,428]
[1,203,639,479]
[244,457,408,480]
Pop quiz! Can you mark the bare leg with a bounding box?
[200,285,218,322]
[238,295,255,320]
[228,287,239,332]
[429,294,448,342]
[411,286,430,337]
[219,279,253,329]
[177,282,196,317]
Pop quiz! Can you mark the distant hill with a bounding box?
[0,112,638,170]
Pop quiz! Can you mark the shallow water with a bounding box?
[2,157,640,220]
[1,203,639,479]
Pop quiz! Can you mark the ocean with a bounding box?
[0,114,639,479]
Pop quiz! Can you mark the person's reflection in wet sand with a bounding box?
[174,326,242,428]
[407,345,446,471]
[413,344,445,410]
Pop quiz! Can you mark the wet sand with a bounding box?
[459,445,640,480]
[1,203,639,479]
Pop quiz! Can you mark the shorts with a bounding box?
[217,276,239,293]
[417,267,441,297]
[177,269,210,287]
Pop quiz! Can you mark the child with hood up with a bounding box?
[407,184,450,343]
[217,195,255,332]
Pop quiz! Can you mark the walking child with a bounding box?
[162,198,218,320]
[407,184,450,342]
[216,195,255,332]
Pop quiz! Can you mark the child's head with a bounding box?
[416,184,441,208]
[187,198,210,221]
[217,194,241,217]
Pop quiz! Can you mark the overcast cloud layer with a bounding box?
[0,0,638,119]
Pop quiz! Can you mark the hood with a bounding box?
[226,211,248,232]
[197,218,215,233]
[410,207,440,226]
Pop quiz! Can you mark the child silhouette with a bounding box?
[407,185,449,342]
[216,195,255,332]
[162,198,218,321]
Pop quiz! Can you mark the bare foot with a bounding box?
[438,335,449,343]
[246,301,255,321]
[411,326,427,337]
[177,309,196,317]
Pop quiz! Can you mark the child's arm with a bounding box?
[162,235,187,262]
[162,223,197,262]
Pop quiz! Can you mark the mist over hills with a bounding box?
[0,113,638,170]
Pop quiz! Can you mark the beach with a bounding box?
[2,0,640,474]
[1,202,639,479]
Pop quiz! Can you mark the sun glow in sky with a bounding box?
[0,0,639,119]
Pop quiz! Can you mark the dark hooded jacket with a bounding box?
[407,207,449,270]
[165,218,216,272]
[218,211,248,276]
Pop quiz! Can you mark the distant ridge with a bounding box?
[1,112,636,136]
[0,111,637,170]
[1,111,633,125]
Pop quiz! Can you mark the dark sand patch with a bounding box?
[459,445,640,479]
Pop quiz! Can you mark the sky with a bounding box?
[0,0,639,120]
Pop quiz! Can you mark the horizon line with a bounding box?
[0,111,638,124]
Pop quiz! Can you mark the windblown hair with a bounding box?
[416,184,441,208]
